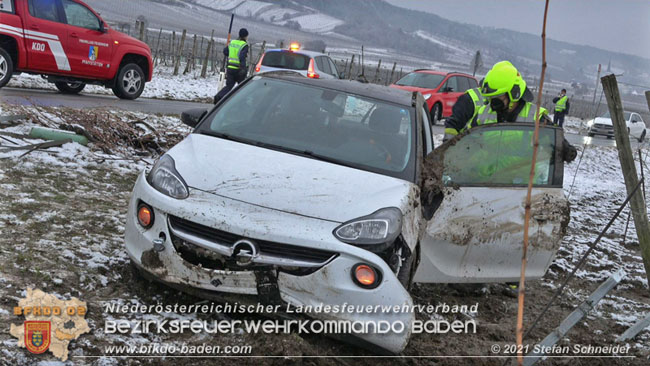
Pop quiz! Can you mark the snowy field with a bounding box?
[0,101,649,365]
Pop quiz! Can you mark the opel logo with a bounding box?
[231,239,258,266]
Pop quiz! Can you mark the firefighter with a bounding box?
[443,61,514,141]
[553,89,570,127]
[468,61,577,163]
[213,28,249,104]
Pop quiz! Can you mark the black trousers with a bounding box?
[214,68,246,103]
[553,112,566,127]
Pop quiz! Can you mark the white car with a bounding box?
[253,44,343,79]
[125,74,570,353]
[587,111,647,142]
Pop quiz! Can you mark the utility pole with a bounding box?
[645,91,650,112]
[601,74,650,291]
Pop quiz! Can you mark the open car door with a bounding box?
[416,123,570,283]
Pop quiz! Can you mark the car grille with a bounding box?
[168,215,338,268]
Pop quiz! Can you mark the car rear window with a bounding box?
[261,51,310,70]
[395,72,445,89]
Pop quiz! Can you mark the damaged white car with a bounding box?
[124,73,570,353]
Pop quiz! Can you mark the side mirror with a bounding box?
[99,23,108,33]
[442,87,453,93]
[180,108,208,128]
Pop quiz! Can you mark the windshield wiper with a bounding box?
[198,130,262,146]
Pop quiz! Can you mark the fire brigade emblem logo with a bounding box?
[88,46,99,61]
[24,321,51,354]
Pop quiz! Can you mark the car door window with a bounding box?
[444,77,458,92]
[441,124,558,186]
[62,0,100,30]
[317,56,332,75]
[457,77,470,92]
[467,77,479,89]
[327,57,339,77]
[29,0,61,22]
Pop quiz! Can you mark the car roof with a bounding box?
[264,49,328,58]
[411,69,476,78]
[255,72,415,106]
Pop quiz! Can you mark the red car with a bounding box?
[390,70,478,124]
[0,0,153,99]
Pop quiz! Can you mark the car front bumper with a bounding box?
[125,172,414,353]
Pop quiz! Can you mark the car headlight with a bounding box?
[423,93,432,100]
[333,208,402,248]
[147,155,189,199]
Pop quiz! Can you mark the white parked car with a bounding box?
[587,111,647,142]
[125,74,570,353]
[253,43,343,79]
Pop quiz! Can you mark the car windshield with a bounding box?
[197,78,416,181]
[261,51,310,70]
[601,111,632,120]
[395,72,445,89]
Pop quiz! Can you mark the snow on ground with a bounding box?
[7,66,220,102]
[231,0,274,18]
[193,0,245,11]
[414,30,473,57]
[277,13,344,33]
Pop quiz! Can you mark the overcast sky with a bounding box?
[385,0,650,60]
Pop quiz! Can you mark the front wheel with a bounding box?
[112,63,145,100]
[54,82,86,94]
[0,47,14,88]
[430,103,442,125]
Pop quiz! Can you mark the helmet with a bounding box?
[480,61,527,104]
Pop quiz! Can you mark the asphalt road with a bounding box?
[0,87,210,115]
[0,87,641,149]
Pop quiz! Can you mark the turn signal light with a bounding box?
[137,203,154,229]
[352,264,380,288]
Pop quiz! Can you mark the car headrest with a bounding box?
[369,106,402,135]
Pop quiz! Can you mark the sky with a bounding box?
[385,0,650,60]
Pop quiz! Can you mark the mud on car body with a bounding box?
[0,0,152,99]
[124,73,570,353]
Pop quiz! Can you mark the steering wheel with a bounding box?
[369,140,392,164]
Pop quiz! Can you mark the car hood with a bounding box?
[594,117,613,126]
[110,29,151,52]
[167,134,414,223]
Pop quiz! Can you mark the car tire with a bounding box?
[0,47,14,88]
[54,82,86,94]
[431,103,442,125]
[607,136,613,139]
[112,63,145,100]
[588,133,595,137]
[639,130,646,143]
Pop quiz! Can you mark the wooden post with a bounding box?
[139,21,145,41]
[201,30,214,78]
[373,59,382,84]
[348,54,355,80]
[153,28,163,66]
[183,34,197,74]
[645,91,650,112]
[601,74,650,292]
[389,61,397,85]
[173,29,186,76]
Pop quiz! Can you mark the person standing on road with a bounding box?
[552,89,570,127]
[213,28,250,104]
